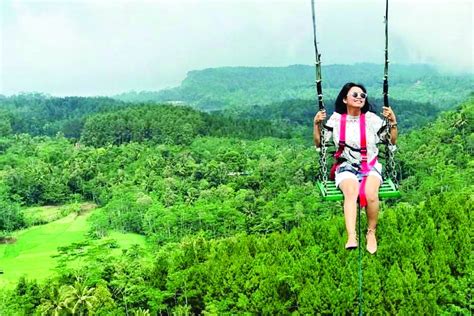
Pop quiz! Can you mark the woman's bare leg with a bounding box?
[363,175,381,254]
[339,178,359,248]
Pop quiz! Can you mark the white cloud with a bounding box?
[1,0,472,96]
[390,0,472,72]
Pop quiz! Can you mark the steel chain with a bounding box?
[319,122,328,184]
[385,120,398,185]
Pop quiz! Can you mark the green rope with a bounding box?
[358,204,363,316]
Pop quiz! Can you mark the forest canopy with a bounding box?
[0,66,472,314]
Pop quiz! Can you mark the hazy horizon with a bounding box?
[1,0,472,97]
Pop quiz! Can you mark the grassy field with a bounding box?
[22,202,97,226]
[0,207,147,288]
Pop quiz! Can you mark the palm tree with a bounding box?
[133,308,151,316]
[62,280,97,315]
[37,286,67,316]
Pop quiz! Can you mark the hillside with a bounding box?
[113,64,474,111]
[0,97,294,142]
[222,97,442,133]
[0,97,472,314]
[2,64,471,144]
[0,94,127,138]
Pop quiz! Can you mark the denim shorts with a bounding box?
[335,162,383,188]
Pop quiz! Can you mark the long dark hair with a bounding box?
[334,82,374,114]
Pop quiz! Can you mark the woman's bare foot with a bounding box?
[345,232,358,250]
[366,228,377,254]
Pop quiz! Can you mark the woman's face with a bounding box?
[343,86,366,111]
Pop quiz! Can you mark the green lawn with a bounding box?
[0,210,147,288]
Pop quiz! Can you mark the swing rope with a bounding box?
[383,0,398,185]
[311,0,328,185]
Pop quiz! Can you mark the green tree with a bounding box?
[62,279,97,315]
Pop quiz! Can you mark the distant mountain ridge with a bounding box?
[113,63,473,111]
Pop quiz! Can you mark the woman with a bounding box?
[313,82,398,254]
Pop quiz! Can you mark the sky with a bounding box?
[1,0,472,96]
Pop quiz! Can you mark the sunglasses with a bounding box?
[348,92,367,99]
